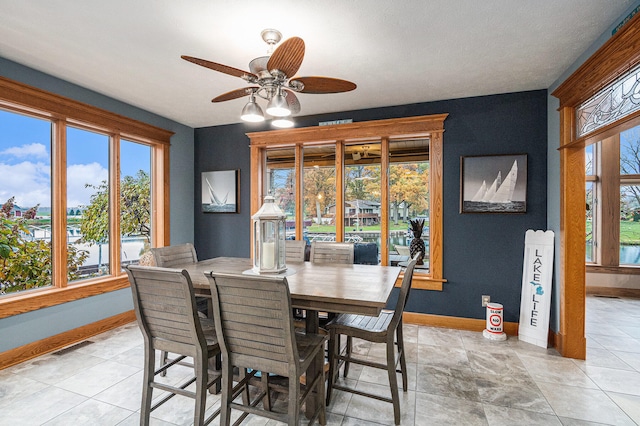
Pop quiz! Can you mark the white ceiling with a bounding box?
[0,0,633,128]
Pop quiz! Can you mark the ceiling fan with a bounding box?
[181,29,357,127]
[352,145,382,160]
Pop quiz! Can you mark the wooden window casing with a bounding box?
[0,76,172,318]
[247,114,448,290]
[551,13,640,359]
[586,115,640,272]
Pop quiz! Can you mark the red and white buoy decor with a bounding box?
[483,302,507,341]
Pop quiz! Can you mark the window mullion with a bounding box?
[599,134,620,266]
[380,137,390,265]
[52,119,68,288]
[335,141,344,243]
[110,134,122,276]
[295,144,303,241]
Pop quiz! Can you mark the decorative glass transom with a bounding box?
[576,63,640,138]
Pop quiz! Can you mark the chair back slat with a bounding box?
[151,243,198,267]
[285,239,306,262]
[209,272,297,377]
[126,265,206,354]
[390,256,418,328]
[310,241,354,264]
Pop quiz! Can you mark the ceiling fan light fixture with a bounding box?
[272,117,294,128]
[182,29,356,127]
[266,92,291,117]
[241,98,265,122]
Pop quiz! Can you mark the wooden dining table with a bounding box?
[176,256,402,418]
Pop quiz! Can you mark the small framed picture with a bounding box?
[201,169,240,213]
[460,154,527,213]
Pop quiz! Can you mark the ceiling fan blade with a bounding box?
[291,76,357,94]
[283,89,301,114]
[267,37,305,77]
[181,55,257,80]
[212,87,258,103]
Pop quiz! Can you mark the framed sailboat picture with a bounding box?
[202,169,240,213]
[460,154,527,213]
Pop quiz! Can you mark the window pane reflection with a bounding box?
[620,184,640,265]
[303,146,336,241]
[68,126,109,281]
[389,139,429,269]
[0,109,53,295]
[120,139,151,268]
[265,147,296,239]
[345,143,381,264]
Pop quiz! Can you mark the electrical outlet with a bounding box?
[482,295,490,307]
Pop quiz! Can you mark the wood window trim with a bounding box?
[247,114,448,284]
[591,116,640,270]
[551,13,640,359]
[587,264,640,275]
[0,76,172,319]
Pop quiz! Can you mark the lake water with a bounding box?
[587,244,640,265]
[620,245,640,265]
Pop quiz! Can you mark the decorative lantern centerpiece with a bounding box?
[252,195,287,274]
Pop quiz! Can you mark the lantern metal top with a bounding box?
[252,195,286,220]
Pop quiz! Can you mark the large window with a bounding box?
[586,121,640,268]
[0,77,171,316]
[0,110,53,293]
[249,114,446,289]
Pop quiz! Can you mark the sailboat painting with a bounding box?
[461,154,527,213]
[202,170,239,213]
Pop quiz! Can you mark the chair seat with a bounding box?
[327,310,393,343]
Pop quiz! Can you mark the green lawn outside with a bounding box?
[588,219,640,245]
[620,220,640,245]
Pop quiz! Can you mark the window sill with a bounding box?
[0,275,130,319]
[395,272,445,291]
[586,264,640,275]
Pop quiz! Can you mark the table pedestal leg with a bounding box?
[305,309,322,419]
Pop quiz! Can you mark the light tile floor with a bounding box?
[1,295,639,425]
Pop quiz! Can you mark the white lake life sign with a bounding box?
[518,230,554,348]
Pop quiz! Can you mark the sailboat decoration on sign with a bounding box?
[462,154,527,213]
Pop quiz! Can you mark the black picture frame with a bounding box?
[201,169,240,213]
[460,154,527,213]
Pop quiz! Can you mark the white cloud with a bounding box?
[0,143,48,159]
[0,161,108,208]
[0,161,51,207]
[67,162,108,207]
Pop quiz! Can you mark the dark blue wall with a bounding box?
[194,90,547,322]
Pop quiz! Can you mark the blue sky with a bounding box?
[1,109,149,208]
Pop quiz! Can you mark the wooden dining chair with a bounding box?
[125,265,222,426]
[310,241,354,325]
[285,239,307,263]
[310,241,354,264]
[150,243,198,267]
[150,243,206,372]
[208,271,327,426]
[325,256,418,425]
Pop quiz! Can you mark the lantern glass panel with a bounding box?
[261,220,277,269]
